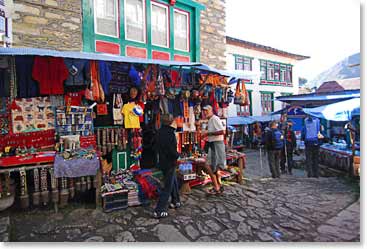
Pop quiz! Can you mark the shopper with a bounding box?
[301,115,322,178]
[280,120,297,174]
[264,121,283,178]
[201,105,226,195]
[153,114,181,218]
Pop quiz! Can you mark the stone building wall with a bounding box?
[196,0,226,69]
[11,0,82,51]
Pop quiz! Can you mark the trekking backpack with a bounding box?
[272,129,284,150]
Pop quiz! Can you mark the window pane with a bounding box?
[174,11,188,51]
[152,4,168,47]
[260,66,266,80]
[95,0,118,37]
[125,0,145,42]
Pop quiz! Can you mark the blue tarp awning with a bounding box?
[303,98,360,121]
[227,115,280,126]
[0,47,257,81]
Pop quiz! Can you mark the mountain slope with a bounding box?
[308,53,360,88]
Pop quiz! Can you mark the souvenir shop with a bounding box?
[0,47,246,213]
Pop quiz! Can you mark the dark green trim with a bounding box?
[247,90,253,116]
[259,91,275,94]
[177,0,205,11]
[119,0,126,55]
[82,0,94,52]
[194,8,200,62]
[280,92,292,96]
[233,54,254,60]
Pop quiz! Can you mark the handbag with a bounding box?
[233,80,249,106]
[97,103,108,115]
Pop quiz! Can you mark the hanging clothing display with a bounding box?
[15,56,39,98]
[98,61,112,96]
[64,58,90,87]
[32,56,69,95]
[122,102,141,129]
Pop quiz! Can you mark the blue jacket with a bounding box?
[302,117,321,146]
[64,58,90,86]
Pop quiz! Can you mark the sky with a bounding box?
[226,0,361,81]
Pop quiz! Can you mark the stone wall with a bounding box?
[196,0,226,69]
[11,0,82,51]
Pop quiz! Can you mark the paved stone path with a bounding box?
[0,149,360,242]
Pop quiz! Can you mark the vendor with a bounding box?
[344,116,358,148]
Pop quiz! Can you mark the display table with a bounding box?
[178,151,246,194]
[319,144,353,174]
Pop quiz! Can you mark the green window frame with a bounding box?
[259,59,293,85]
[236,90,252,116]
[234,54,253,71]
[82,0,205,61]
[260,91,274,114]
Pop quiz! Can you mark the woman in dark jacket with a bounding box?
[280,120,297,174]
[153,114,181,218]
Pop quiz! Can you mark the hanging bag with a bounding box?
[233,80,248,106]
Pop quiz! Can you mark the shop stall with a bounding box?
[303,98,360,176]
[0,47,253,213]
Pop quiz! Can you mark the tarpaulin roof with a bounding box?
[227,115,280,126]
[194,65,260,83]
[303,98,360,122]
[0,47,257,81]
[276,90,360,107]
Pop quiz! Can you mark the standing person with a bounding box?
[280,120,297,174]
[264,121,283,178]
[201,105,226,195]
[153,114,181,218]
[301,115,323,178]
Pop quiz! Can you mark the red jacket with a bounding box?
[32,56,69,95]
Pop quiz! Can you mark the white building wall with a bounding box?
[226,44,301,117]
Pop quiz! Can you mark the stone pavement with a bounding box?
[0,149,360,242]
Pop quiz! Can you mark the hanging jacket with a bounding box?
[15,56,39,98]
[32,56,69,95]
[64,58,90,86]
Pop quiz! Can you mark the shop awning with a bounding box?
[276,90,360,107]
[303,98,360,121]
[0,47,258,81]
[227,114,280,126]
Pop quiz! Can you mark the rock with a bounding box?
[196,236,218,242]
[205,220,221,232]
[245,191,257,199]
[66,228,82,241]
[152,224,189,242]
[84,236,105,242]
[196,221,216,236]
[30,233,35,238]
[218,229,238,242]
[248,199,265,208]
[114,231,136,242]
[0,224,7,234]
[279,222,302,231]
[114,217,127,225]
[237,222,252,236]
[0,217,10,226]
[96,224,123,237]
[68,208,91,220]
[257,232,274,242]
[185,225,200,240]
[229,212,245,222]
[134,217,159,227]
[238,211,248,218]
[173,216,193,226]
[0,233,9,242]
[216,204,226,215]
[35,223,54,234]
[275,207,293,217]
[124,214,132,221]
[247,220,261,230]
[91,209,109,223]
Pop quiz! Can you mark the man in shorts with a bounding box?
[202,105,226,195]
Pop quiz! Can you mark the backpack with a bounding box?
[272,129,284,150]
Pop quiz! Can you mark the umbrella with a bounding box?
[303,97,360,121]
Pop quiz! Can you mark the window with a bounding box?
[267,62,274,81]
[281,92,291,108]
[260,60,293,84]
[94,0,119,37]
[235,55,252,71]
[286,65,292,83]
[260,60,266,80]
[174,10,189,51]
[151,2,169,48]
[125,0,146,43]
[280,65,286,82]
[274,63,280,81]
[261,92,273,114]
